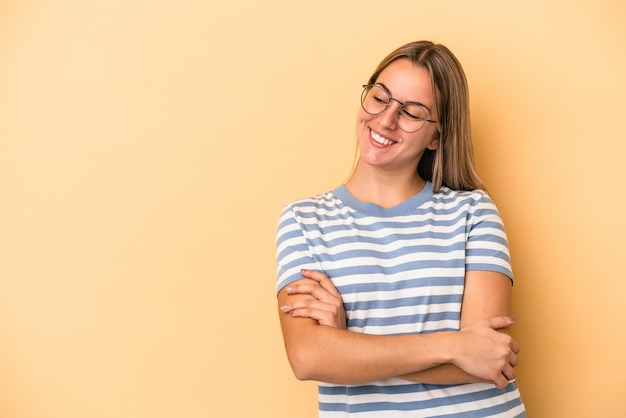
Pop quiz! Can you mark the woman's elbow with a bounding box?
[286,345,318,381]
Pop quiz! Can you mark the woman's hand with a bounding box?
[279,269,347,329]
[454,316,520,388]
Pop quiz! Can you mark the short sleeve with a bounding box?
[465,193,514,283]
[275,204,319,294]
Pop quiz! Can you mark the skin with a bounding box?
[277,59,519,388]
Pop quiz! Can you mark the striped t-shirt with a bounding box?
[275,182,525,417]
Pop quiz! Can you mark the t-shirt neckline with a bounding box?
[333,181,434,217]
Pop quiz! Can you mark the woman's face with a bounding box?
[356,59,439,174]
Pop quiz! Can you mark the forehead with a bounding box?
[376,59,434,105]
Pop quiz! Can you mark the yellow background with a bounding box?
[1,1,625,417]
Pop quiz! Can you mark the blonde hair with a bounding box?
[366,41,485,192]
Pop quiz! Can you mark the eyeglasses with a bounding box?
[360,84,437,133]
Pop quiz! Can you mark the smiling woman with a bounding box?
[355,60,440,187]
[275,41,526,417]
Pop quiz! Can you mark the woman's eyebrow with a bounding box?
[376,82,433,112]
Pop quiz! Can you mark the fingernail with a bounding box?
[509,316,517,322]
[286,287,292,292]
[280,305,288,311]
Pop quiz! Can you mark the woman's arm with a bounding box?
[398,270,515,384]
[278,273,518,388]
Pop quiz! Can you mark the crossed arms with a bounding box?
[277,269,519,388]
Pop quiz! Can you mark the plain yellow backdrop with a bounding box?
[1,1,625,417]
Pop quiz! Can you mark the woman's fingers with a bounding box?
[280,299,334,315]
[502,364,516,381]
[300,269,342,297]
[280,270,347,329]
[281,296,334,310]
[285,283,329,300]
[280,299,344,328]
[510,339,520,355]
[286,282,343,310]
[456,318,521,388]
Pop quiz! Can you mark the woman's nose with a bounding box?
[377,102,400,130]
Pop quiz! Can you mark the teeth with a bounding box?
[371,131,395,146]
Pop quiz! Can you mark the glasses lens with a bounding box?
[360,84,432,133]
[361,85,389,115]
[398,103,428,133]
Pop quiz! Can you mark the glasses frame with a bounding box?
[360,84,438,133]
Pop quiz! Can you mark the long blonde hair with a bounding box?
[365,41,485,192]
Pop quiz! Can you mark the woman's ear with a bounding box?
[426,136,439,151]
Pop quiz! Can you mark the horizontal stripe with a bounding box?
[319,381,523,416]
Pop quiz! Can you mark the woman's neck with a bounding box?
[345,164,426,209]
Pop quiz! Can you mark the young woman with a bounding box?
[276,41,525,417]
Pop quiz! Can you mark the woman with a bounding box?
[276,41,525,417]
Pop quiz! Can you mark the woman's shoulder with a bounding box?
[281,187,343,213]
[434,186,491,203]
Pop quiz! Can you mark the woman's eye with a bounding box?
[373,95,387,104]
[402,105,428,121]
[403,109,424,121]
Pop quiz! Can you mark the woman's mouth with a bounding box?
[371,130,396,146]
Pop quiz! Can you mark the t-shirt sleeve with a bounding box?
[465,193,514,283]
[275,204,319,295]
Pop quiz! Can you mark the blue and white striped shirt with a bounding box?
[276,182,525,417]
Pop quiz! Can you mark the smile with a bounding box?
[371,130,396,146]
